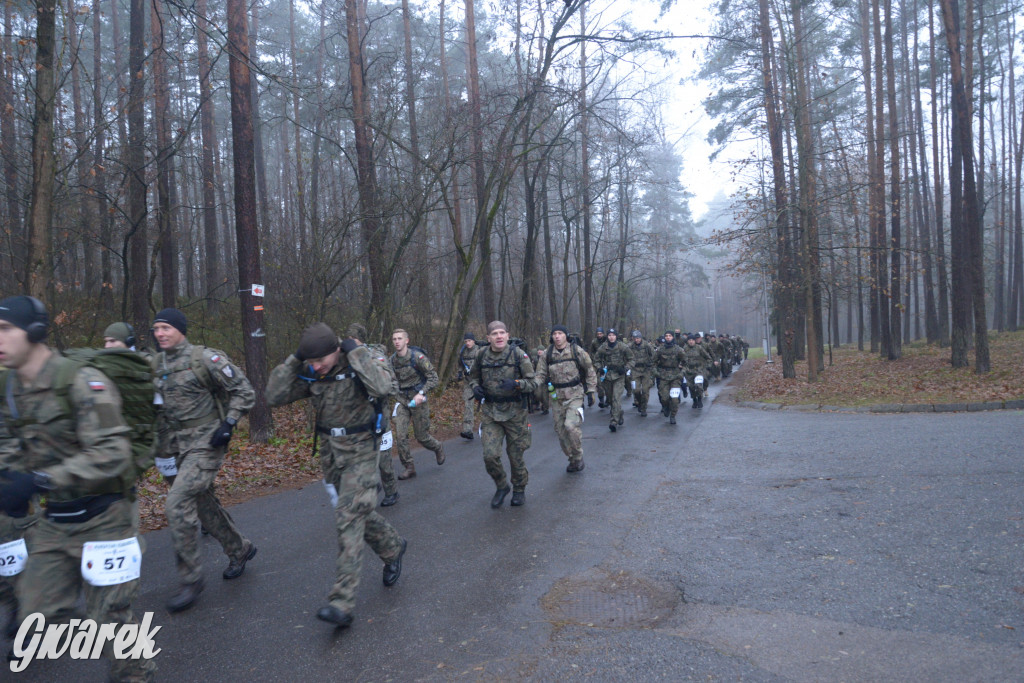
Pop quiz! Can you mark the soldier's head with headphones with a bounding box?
[0,295,50,369]
[103,322,137,350]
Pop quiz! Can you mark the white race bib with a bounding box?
[631,381,636,390]
[669,388,681,399]
[695,375,705,385]
[577,407,585,423]
[81,538,142,586]
[379,431,393,451]
[154,457,178,477]
[0,539,28,577]
[153,392,164,405]
[392,403,399,417]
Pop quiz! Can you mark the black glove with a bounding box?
[587,392,595,407]
[340,338,359,354]
[0,470,39,518]
[498,378,517,392]
[472,385,486,401]
[209,420,236,448]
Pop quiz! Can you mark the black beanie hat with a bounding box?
[463,332,476,340]
[153,308,187,335]
[551,324,569,335]
[298,323,340,360]
[0,296,45,333]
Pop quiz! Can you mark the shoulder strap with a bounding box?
[3,370,17,421]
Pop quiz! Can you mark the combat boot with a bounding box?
[460,431,474,440]
[383,539,407,586]
[398,466,417,480]
[380,492,399,507]
[166,579,204,613]
[223,541,258,579]
[510,491,526,506]
[669,415,676,424]
[434,445,446,465]
[490,485,511,508]
[316,605,353,628]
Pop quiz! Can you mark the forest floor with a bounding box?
[733,328,1024,407]
[137,380,471,532]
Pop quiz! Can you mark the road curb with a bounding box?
[736,398,1024,414]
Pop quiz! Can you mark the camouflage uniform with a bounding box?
[533,348,550,414]
[389,348,442,472]
[629,339,657,415]
[0,352,155,681]
[153,341,255,586]
[588,334,606,406]
[468,345,537,494]
[458,343,482,434]
[594,341,634,428]
[534,343,597,467]
[266,345,404,615]
[683,342,714,403]
[719,337,734,377]
[361,343,400,498]
[705,337,722,379]
[653,341,687,418]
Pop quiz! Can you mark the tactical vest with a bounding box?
[477,346,523,402]
[545,343,585,388]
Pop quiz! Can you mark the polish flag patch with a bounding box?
[211,355,221,362]
[88,381,106,391]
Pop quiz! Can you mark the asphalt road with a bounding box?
[14,368,1024,681]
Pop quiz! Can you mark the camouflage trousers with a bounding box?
[321,434,403,612]
[684,371,706,400]
[461,383,478,433]
[165,436,250,585]
[392,400,441,469]
[377,442,398,497]
[18,499,156,682]
[481,411,531,492]
[604,376,626,424]
[552,396,584,463]
[657,376,684,417]
[0,511,35,624]
[631,370,654,412]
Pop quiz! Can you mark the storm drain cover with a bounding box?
[541,567,680,628]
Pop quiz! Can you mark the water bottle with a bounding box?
[548,382,557,401]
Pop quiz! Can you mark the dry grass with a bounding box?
[735,329,1024,407]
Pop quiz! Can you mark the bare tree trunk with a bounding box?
[579,3,594,340]
[226,0,272,440]
[126,0,148,329]
[289,0,307,270]
[68,0,98,298]
[464,0,495,321]
[25,0,58,299]
[152,0,177,308]
[344,0,388,331]
[1,3,20,290]
[249,2,271,238]
[91,0,113,312]
[931,3,951,345]
[196,0,220,311]
[884,0,901,358]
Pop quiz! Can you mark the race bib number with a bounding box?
[0,539,28,577]
[379,431,393,451]
[81,538,142,586]
[154,457,178,477]
[669,388,681,399]
[695,375,705,385]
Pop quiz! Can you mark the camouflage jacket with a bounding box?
[629,340,657,371]
[683,343,714,373]
[653,342,686,380]
[468,344,537,421]
[390,348,439,397]
[0,351,131,502]
[595,341,635,380]
[588,336,605,358]
[266,345,397,444]
[152,340,255,432]
[457,344,482,381]
[534,343,597,402]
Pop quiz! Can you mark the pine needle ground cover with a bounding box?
[736,329,1024,408]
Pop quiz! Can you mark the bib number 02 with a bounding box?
[0,539,28,577]
[81,538,142,586]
